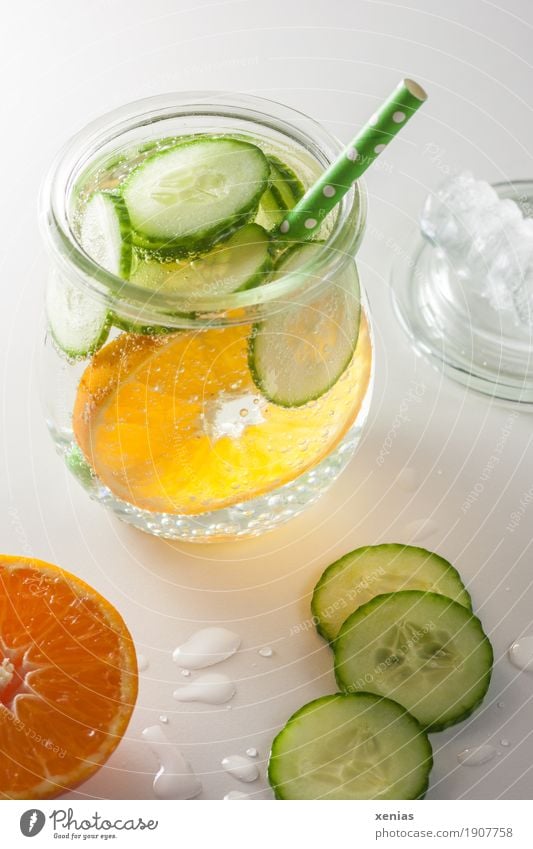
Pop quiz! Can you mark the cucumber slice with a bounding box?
[268,693,432,800]
[46,271,111,359]
[249,243,360,407]
[268,155,305,208]
[123,138,269,255]
[129,223,271,297]
[334,591,493,732]
[255,187,287,231]
[47,191,131,359]
[80,190,132,279]
[312,544,472,642]
[256,156,304,230]
[256,157,304,231]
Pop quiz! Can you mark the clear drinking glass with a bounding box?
[40,93,373,542]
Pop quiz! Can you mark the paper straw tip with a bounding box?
[403,78,428,102]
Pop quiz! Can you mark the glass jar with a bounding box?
[40,92,372,542]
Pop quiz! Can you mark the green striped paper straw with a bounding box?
[278,78,427,242]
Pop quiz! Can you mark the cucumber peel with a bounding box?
[312,544,472,642]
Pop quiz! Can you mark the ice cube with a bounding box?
[420,172,533,327]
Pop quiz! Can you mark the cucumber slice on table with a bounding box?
[122,138,270,256]
[249,243,360,407]
[334,591,493,732]
[312,544,472,642]
[268,693,432,800]
[47,191,131,358]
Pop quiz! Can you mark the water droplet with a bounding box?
[224,790,250,800]
[258,647,273,658]
[500,738,510,747]
[159,715,169,724]
[142,725,202,799]
[239,408,248,417]
[181,669,191,677]
[137,653,149,672]
[173,627,241,670]
[508,636,533,672]
[246,748,258,758]
[497,701,505,709]
[457,744,497,766]
[173,672,235,705]
[221,755,259,783]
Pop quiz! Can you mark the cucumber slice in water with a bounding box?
[249,243,360,407]
[268,155,305,208]
[46,271,111,359]
[255,187,287,231]
[123,138,270,255]
[312,544,472,642]
[268,693,432,800]
[80,190,132,279]
[129,223,271,296]
[256,157,304,231]
[47,191,131,358]
[334,591,493,732]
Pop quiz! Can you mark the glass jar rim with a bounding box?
[40,91,367,318]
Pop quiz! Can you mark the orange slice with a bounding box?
[0,555,138,799]
[73,317,372,515]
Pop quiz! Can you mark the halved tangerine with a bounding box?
[0,555,138,799]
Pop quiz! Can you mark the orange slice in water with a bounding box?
[0,555,138,799]
[73,318,372,515]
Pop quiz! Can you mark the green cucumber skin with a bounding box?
[112,192,134,280]
[110,247,271,335]
[111,226,272,337]
[334,591,493,734]
[248,243,360,408]
[267,155,305,203]
[311,543,473,644]
[248,334,359,408]
[130,213,258,260]
[255,158,304,231]
[247,333,357,409]
[122,138,270,258]
[49,315,111,361]
[268,693,433,801]
[89,190,133,280]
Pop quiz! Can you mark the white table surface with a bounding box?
[1,0,532,800]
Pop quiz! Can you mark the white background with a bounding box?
[1,0,533,801]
